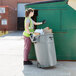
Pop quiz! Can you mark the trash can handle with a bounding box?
[33,37,36,41]
[49,37,53,40]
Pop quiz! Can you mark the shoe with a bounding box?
[23,60,33,65]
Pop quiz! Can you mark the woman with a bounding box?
[23,8,46,65]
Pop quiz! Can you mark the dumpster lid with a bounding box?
[25,0,65,6]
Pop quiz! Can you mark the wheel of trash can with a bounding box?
[37,62,41,68]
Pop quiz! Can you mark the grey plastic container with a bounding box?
[31,33,57,68]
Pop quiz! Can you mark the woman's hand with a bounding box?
[42,20,46,24]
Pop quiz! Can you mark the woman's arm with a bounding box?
[34,22,43,25]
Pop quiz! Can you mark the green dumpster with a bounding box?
[25,0,76,60]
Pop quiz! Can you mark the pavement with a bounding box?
[0,31,76,76]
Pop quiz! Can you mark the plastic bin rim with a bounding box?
[37,33,54,36]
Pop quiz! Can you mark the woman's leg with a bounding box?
[24,36,31,61]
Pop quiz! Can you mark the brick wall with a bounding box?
[0,0,48,8]
[0,6,8,31]
[8,7,17,31]
[30,0,48,3]
[0,0,17,8]
[17,0,48,3]
[0,6,17,31]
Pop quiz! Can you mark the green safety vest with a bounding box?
[23,17,34,37]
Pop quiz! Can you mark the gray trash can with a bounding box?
[30,33,57,68]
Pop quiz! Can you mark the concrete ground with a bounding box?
[0,31,76,76]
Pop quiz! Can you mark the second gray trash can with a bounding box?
[31,33,57,68]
